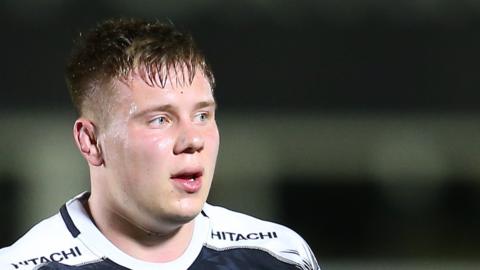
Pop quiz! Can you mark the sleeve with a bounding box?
[299,239,321,270]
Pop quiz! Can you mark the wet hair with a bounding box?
[65,18,215,119]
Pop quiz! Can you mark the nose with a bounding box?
[173,124,204,155]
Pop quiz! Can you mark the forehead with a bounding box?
[112,71,214,108]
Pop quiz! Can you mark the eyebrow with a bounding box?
[132,100,217,119]
[194,100,217,110]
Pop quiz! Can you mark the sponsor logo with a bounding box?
[211,230,278,241]
[10,246,82,269]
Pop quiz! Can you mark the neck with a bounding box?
[85,194,195,262]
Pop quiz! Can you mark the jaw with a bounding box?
[168,192,208,220]
[135,189,208,231]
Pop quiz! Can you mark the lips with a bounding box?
[170,169,203,193]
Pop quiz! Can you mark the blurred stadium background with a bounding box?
[1,1,480,269]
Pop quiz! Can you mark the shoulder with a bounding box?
[203,203,305,243]
[202,203,320,270]
[0,213,68,253]
[0,193,96,270]
[203,203,299,240]
[0,213,80,269]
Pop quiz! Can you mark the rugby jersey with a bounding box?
[0,192,320,269]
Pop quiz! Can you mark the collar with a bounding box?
[60,192,210,270]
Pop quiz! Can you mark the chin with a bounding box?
[174,199,204,220]
[162,210,197,228]
[170,214,196,225]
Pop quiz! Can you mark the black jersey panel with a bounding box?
[189,246,301,270]
[36,246,301,270]
[37,259,128,270]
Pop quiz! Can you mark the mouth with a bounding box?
[170,169,204,193]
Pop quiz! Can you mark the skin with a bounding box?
[73,71,219,262]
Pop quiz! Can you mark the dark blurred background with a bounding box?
[1,1,480,269]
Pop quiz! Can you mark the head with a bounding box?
[67,18,219,234]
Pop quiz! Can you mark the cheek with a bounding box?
[206,127,220,154]
[152,136,175,152]
[122,134,175,191]
[127,130,176,166]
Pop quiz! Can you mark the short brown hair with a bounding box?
[65,18,215,119]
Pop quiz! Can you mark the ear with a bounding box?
[73,118,104,166]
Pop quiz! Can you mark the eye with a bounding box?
[149,115,170,128]
[194,112,210,123]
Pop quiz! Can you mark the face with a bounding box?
[98,71,219,233]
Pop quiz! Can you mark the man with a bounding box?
[0,18,320,269]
